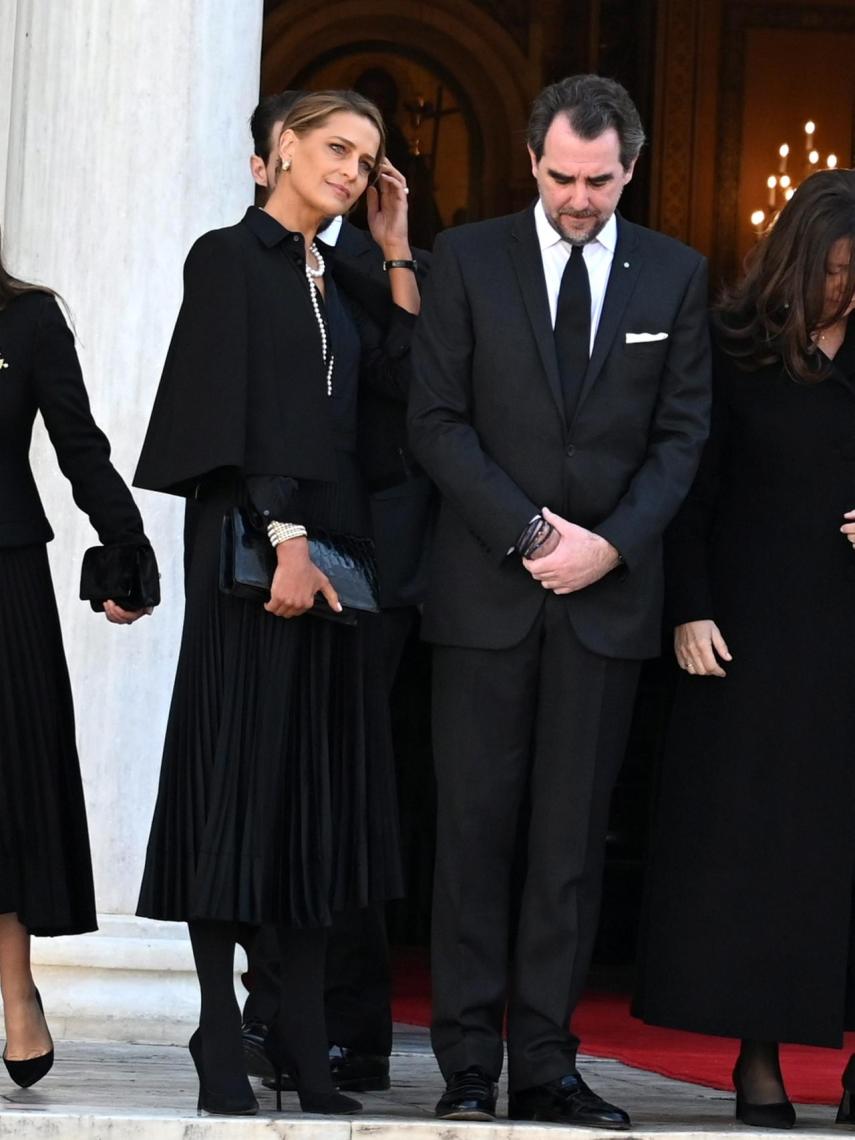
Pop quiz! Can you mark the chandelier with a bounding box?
[751,121,838,234]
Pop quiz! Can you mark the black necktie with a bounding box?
[554,244,591,422]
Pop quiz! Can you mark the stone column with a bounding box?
[1,0,263,1042]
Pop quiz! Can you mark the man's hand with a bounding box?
[264,537,341,619]
[523,506,621,593]
[674,619,731,677]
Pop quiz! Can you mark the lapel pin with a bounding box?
[623,261,630,269]
[0,356,8,370]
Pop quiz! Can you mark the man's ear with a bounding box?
[622,156,638,185]
[527,144,539,180]
[250,154,268,189]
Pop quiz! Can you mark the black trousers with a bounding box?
[429,594,640,1090]
[243,605,418,1055]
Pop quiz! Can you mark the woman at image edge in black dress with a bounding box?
[634,170,855,1128]
[0,238,154,1089]
[134,90,418,1116]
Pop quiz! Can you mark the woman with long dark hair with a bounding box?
[134,89,417,1117]
[634,169,855,1127]
[0,233,155,1088]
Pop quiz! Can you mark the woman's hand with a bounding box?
[103,600,152,625]
[840,509,855,548]
[264,537,341,619]
[366,159,411,256]
[674,619,732,677]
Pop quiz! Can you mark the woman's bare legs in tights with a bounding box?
[0,913,52,1060]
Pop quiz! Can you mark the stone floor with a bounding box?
[0,1026,844,1138]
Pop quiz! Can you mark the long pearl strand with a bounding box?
[305,242,334,397]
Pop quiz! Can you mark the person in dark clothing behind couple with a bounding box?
[135,89,422,1117]
[236,91,433,1097]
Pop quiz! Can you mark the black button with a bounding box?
[291,234,301,243]
[565,444,576,457]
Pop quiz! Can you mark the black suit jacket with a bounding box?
[0,291,146,549]
[408,206,711,658]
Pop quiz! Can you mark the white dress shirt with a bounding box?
[533,199,616,355]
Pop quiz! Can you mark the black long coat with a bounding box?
[634,320,855,1047]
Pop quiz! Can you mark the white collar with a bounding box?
[318,214,344,246]
[533,198,617,255]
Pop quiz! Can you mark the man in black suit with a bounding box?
[408,74,711,1126]
[240,92,433,1094]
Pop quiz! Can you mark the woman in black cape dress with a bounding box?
[634,170,855,1127]
[0,238,155,1088]
[134,91,419,1117]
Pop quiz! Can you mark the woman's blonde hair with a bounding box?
[280,90,386,178]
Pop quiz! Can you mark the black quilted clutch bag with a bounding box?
[219,507,380,625]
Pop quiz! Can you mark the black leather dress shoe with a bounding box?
[509,1072,631,1130]
[241,1021,275,1081]
[262,1045,391,1093]
[435,1065,498,1120]
[329,1046,390,1091]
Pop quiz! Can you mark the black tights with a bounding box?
[736,1041,788,1105]
[188,920,331,1096]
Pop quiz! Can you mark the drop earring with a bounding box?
[282,157,292,172]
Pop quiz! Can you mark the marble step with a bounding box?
[0,1035,843,1139]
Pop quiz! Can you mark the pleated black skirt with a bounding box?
[137,482,403,929]
[0,544,97,936]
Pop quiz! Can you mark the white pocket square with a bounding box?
[625,331,669,343]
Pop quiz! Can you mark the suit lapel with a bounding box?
[509,208,564,422]
[575,217,641,414]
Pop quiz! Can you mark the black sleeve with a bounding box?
[407,232,538,561]
[353,301,416,404]
[244,475,304,525]
[134,232,249,495]
[663,344,731,627]
[32,297,148,547]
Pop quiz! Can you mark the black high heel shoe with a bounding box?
[733,1063,796,1130]
[837,1054,855,1123]
[264,1025,361,1115]
[3,989,54,1088]
[188,1029,258,1116]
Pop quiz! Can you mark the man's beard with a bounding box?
[547,208,609,247]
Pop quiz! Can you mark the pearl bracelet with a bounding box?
[267,521,307,548]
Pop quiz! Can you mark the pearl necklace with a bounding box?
[305,242,334,397]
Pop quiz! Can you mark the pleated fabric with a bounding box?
[0,544,97,935]
[137,482,402,929]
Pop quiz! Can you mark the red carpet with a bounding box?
[391,950,849,1105]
